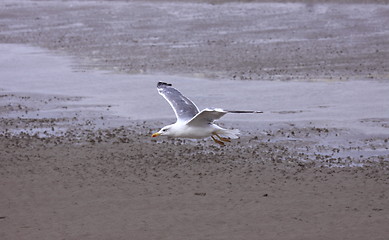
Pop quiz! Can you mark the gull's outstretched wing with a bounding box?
[186,108,227,127]
[157,82,199,122]
[187,108,263,127]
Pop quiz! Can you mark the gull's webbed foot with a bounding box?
[212,136,225,146]
[215,134,231,142]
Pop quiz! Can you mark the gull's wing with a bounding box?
[157,82,199,122]
[186,108,227,127]
[187,108,263,127]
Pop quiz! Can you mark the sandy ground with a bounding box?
[1,0,389,239]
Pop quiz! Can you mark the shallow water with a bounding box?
[1,44,389,135]
[0,44,388,166]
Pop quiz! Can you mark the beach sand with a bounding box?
[0,1,389,239]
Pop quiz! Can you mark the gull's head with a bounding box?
[152,124,175,137]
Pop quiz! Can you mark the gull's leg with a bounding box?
[211,136,225,146]
[215,134,231,142]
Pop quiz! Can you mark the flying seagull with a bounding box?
[151,82,263,146]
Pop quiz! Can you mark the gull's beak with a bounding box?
[151,132,161,137]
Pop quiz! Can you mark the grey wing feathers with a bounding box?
[186,108,227,126]
[187,108,263,127]
[157,82,199,122]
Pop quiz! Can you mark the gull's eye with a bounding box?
[162,129,167,132]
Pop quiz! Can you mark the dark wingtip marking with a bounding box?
[157,82,172,87]
[226,110,263,114]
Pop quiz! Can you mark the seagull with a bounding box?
[151,82,263,146]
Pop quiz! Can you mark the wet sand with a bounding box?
[1,0,388,81]
[1,1,389,240]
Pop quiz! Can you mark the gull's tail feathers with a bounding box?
[218,128,240,139]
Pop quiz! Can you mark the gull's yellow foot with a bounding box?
[212,136,225,146]
[215,134,231,142]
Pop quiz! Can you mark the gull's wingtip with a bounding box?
[157,82,172,87]
[226,110,264,114]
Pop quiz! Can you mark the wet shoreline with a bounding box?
[1,1,389,239]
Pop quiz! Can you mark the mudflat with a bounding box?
[0,1,388,240]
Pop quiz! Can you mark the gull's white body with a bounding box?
[159,116,239,139]
[162,123,218,139]
[152,82,261,145]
